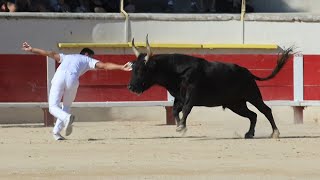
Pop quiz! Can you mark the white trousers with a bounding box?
[49,70,79,134]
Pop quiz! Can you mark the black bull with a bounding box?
[128,38,293,139]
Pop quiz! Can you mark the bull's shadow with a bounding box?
[86,135,320,142]
[195,135,320,141]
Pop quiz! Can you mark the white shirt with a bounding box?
[57,53,99,78]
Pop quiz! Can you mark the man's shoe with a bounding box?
[53,133,66,141]
[64,115,75,136]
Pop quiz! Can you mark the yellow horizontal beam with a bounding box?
[132,43,202,49]
[202,44,278,49]
[58,43,130,48]
[58,42,278,49]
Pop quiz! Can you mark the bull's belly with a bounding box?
[193,102,221,107]
[193,99,226,107]
[192,91,244,107]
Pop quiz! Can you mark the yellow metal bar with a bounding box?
[58,43,278,49]
[202,44,278,49]
[58,43,130,48]
[129,43,202,49]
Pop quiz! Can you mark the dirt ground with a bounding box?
[1,107,320,180]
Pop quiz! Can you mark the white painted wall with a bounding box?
[0,12,320,55]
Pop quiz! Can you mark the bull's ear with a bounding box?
[144,34,152,62]
[131,38,140,58]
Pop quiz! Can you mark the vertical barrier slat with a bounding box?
[293,53,304,124]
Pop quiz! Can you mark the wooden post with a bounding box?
[293,106,304,124]
[165,106,175,125]
[42,108,55,127]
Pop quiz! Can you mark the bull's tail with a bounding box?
[253,47,294,81]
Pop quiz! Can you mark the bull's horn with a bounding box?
[131,38,140,58]
[145,34,152,62]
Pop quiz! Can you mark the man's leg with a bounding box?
[50,86,69,138]
[49,72,70,138]
[49,85,69,140]
[62,76,79,136]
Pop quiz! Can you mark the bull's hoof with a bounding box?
[176,125,186,132]
[245,133,254,139]
[270,129,280,139]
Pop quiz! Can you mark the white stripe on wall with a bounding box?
[293,53,304,102]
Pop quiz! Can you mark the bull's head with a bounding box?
[128,35,156,95]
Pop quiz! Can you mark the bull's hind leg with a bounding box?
[227,102,257,139]
[250,99,280,139]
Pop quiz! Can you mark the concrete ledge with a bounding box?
[2,12,320,23]
[264,100,300,106]
[299,101,320,106]
[0,101,174,108]
[245,13,320,22]
[0,12,124,20]
[0,103,49,108]
[3,100,320,108]
[71,101,174,107]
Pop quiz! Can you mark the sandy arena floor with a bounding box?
[1,107,320,180]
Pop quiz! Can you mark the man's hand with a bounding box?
[123,62,133,71]
[22,42,32,52]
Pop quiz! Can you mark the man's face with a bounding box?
[7,2,16,12]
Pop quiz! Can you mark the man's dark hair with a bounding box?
[80,48,94,56]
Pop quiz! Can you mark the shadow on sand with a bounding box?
[195,135,320,141]
[85,135,320,142]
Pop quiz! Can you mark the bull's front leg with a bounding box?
[173,99,183,127]
[176,86,195,132]
[176,104,193,132]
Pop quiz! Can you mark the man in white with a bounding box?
[22,42,132,140]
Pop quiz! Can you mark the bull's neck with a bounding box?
[153,62,179,93]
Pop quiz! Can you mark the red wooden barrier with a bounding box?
[0,55,47,102]
[303,55,320,100]
[0,54,295,126]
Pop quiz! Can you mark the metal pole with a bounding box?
[240,0,246,44]
[240,0,246,21]
[120,0,129,42]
